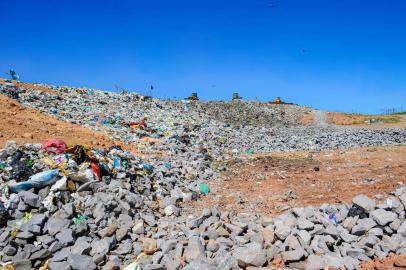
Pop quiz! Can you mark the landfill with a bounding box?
[0,80,406,269]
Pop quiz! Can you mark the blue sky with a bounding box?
[0,0,405,114]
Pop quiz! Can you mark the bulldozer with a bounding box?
[232,92,242,101]
[269,97,295,105]
[273,97,283,104]
[186,92,199,101]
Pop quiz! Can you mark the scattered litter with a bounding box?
[329,212,337,225]
[199,183,210,195]
[73,215,89,225]
[245,149,255,155]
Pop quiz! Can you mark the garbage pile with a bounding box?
[1,81,406,160]
[1,80,406,269]
[1,141,406,269]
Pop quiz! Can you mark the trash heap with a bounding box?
[1,81,406,159]
[1,80,406,269]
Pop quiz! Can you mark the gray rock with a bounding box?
[165,259,182,270]
[370,209,397,226]
[340,230,358,243]
[115,227,128,242]
[324,224,338,237]
[297,218,314,230]
[397,221,406,236]
[132,221,145,234]
[184,236,205,262]
[274,223,293,240]
[71,236,91,255]
[390,218,401,231]
[281,248,305,263]
[298,230,311,246]
[216,252,239,270]
[46,217,70,236]
[49,261,72,270]
[111,240,132,255]
[145,264,165,270]
[19,190,41,208]
[90,236,115,256]
[161,239,177,254]
[306,254,326,270]
[352,194,376,212]
[11,259,31,270]
[164,205,179,216]
[51,247,71,262]
[67,254,97,270]
[30,249,51,260]
[49,241,63,253]
[286,235,302,250]
[102,260,120,270]
[224,223,244,236]
[351,218,376,235]
[232,242,266,267]
[16,230,34,239]
[186,217,204,229]
[3,245,17,256]
[56,228,74,245]
[207,239,219,252]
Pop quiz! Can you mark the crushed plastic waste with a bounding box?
[123,261,142,270]
[73,214,89,225]
[245,148,255,154]
[66,145,95,164]
[199,182,210,195]
[347,204,368,219]
[25,159,34,168]
[42,139,67,154]
[91,161,101,180]
[0,162,7,170]
[328,212,337,225]
[8,169,60,193]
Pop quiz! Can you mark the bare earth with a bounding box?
[327,112,406,128]
[194,145,406,216]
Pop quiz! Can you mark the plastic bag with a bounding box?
[8,169,60,193]
[50,177,68,191]
[42,139,67,154]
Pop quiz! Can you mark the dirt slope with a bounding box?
[0,94,136,151]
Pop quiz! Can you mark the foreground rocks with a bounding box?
[0,142,406,269]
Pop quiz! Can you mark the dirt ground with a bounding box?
[299,111,316,125]
[360,254,406,270]
[327,112,406,128]
[0,94,138,152]
[194,145,406,216]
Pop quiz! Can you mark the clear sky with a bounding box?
[1,0,405,114]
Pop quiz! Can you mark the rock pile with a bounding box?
[1,142,406,269]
